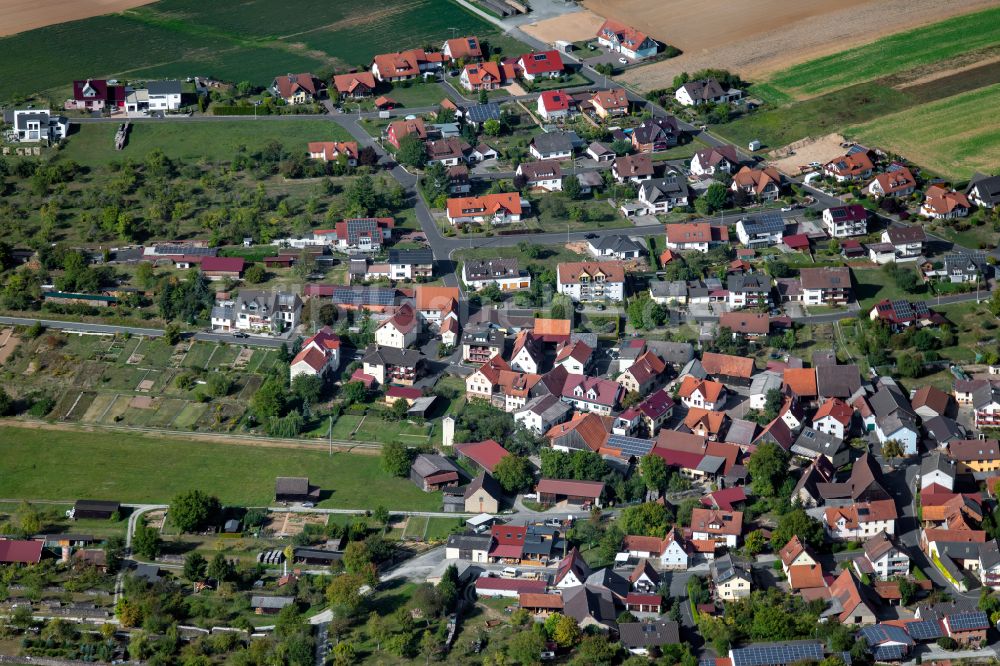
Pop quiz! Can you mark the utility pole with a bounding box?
[328,414,333,457]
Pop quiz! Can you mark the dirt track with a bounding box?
[2,0,158,36]
[581,0,1000,91]
[520,9,605,44]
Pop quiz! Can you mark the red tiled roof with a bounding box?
[0,540,43,564]
[476,577,545,593]
[200,256,244,273]
[332,72,376,94]
[518,50,564,76]
[539,90,572,112]
[446,192,521,219]
[814,398,853,426]
[456,439,510,473]
[536,478,604,499]
[386,386,422,400]
[690,508,743,536]
[701,352,754,379]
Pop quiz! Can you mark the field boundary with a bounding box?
[0,418,386,454]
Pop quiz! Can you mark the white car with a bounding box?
[618,57,628,64]
[780,206,794,212]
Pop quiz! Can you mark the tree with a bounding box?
[420,629,439,663]
[207,552,233,582]
[744,529,766,556]
[437,564,459,612]
[639,454,669,494]
[367,611,389,651]
[132,520,161,560]
[748,442,789,498]
[611,139,632,155]
[291,374,323,405]
[507,630,545,666]
[243,263,266,284]
[163,323,182,346]
[897,578,917,606]
[343,541,373,574]
[551,613,581,647]
[169,490,221,532]
[771,508,825,549]
[702,182,729,213]
[382,441,412,477]
[897,353,922,378]
[136,262,156,289]
[373,505,390,526]
[331,641,356,666]
[619,502,671,537]
[882,440,904,459]
[483,119,501,136]
[492,454,533,493]
[206,373,232,398]
[183,553,208,581]
[326,573,365,612]
[577,635,619,665]
[562,174,582,199]
[251,375,287,421]
[396,135,427,169]
[340,380,367,405]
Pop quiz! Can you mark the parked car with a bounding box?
[618,57,628,64]
[233,332,249,339]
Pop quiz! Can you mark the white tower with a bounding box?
[442,416,455,449]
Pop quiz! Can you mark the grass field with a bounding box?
[765,7,1000,99]
[846,84,1000,181]
[0,0,527,101]
[59,119,352,166]
[0,425,442,510]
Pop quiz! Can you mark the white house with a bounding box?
[221,290,302,336]
[823,205,868,238]
[919,452,955,492]
[556,261,626,303]
[690,145,738,177]
[825,500,897,541]
[874,412,920,456]
[674,78,740,107]
[509,331,543,374]
[290,327,341,380]
[6,109,69,144]
[854,532,909,580]
[514,394,571,435]
[145,81,183,111]
[374,303,419,349]
[812,398,852,440]
[637,174,688,214]
[596,19,658,60]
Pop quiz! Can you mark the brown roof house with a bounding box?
[731,166,782,201]
[275,477,321,503]
[464,472,503,513]
[410,453,460,491]
[701,352,755,386]
[270,73,325,104]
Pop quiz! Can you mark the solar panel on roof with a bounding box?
[905,620,943,641]
[871,645,906,661]
[329,286,395,306]
[466,103,501,124]
[948,610,988,631]
[846,145,866,155]
[606,434,654,458]
[730,642,824,666]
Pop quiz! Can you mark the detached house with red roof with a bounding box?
[200,256,245,281]
[823,152,874,182]
[665,222,729,253]
[920,186,971,219]
[690,508,743,548]
[517,50,564,80]
[536,90,575,121]
[387,117,427,149]
[446,193,522,225]
[375,303,418,349]
[460,61,515,92]
[825,499,898,541]
[866,166,917,198]
[690,145,739,176]
[308,141,359,166]
[731,166,782,201]
[562,375,624,415]
[442,36,483,61]
[590,88,630,118]
[332,72,376,98]
[823,204,868,238]
[677,376,726,411]
[290,326,341,380]
[617,350,667,396]
[813,398,853,440]
[270,73,325,104]
[371,49,445,82]
[596,19,658,60]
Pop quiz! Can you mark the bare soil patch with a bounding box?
[265,511,327,537]
[2,0,158,37]
[893,49,1000,89]
[768,133,847,177]
[0,329,21,366]
[591,0,999,91]
[520,9,606,44]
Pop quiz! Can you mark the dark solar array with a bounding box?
[606,434,654,458]
[905,619,943,641]
[730,641,824,666]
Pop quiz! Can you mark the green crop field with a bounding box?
[0,0,527,101]
[58,119,352,166]
[765,7,1000,99]
[0,425,442,510]
[847,84,1000,181]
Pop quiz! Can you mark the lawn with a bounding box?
[714,82,915,152]
[0,424,442,510]
[765,7,1000,99]
[453,242,585,273]
[0,0,528,101]
[383,82,451,108]
[58,120,352,166]
[846,83,1000,181]
[852,267,927,311]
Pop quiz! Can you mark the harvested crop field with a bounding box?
[594,0,999,92]
[520,9,605,44]
[1,0,156,36]
[846,83,1000,181]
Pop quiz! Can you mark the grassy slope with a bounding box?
[58,119,352,165]
[846,83,1000,181]
[766,7,1000,98]
[0,425,442,510]
[0,0,526,101]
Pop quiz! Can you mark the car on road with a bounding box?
[618,57,628,64]
[301,502,315,508]
[233,332,248,339]
[584,233,598,239]
[781,206,794,212]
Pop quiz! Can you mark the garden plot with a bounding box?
[146,399,189,428]
[80,394,118,424]
[264,512,327,538]
[0,329,21,366]
[172,402,209,429]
